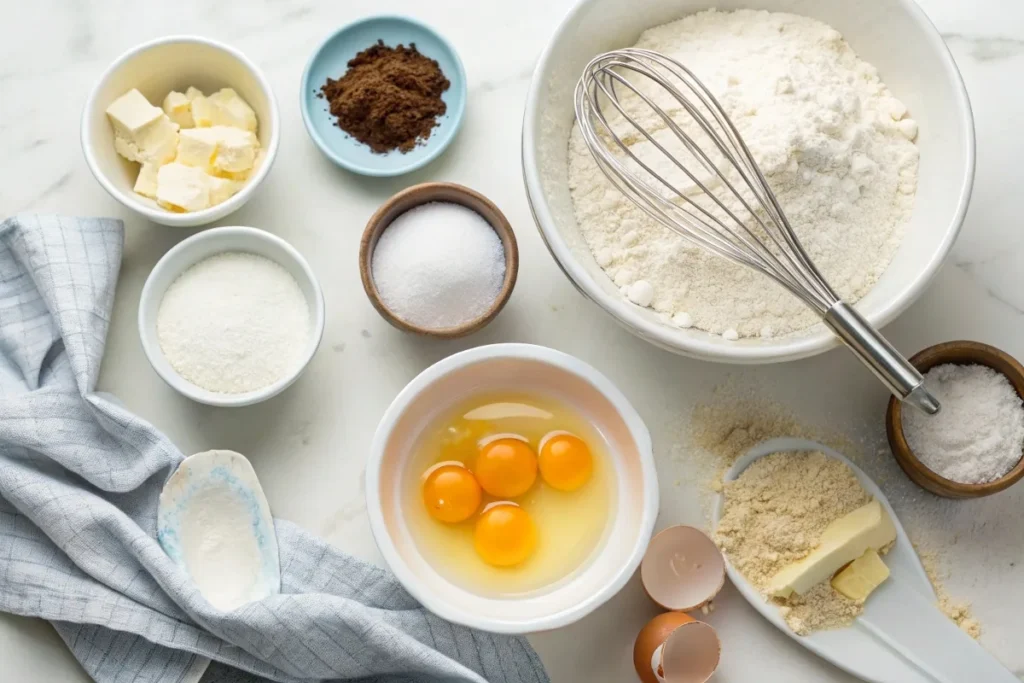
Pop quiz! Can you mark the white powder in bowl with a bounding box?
[568,9,920,338]
[371,202,506,330]
[902,364,1024,484]
[157,252,311,394]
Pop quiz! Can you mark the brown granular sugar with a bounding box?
[319,40,450,154]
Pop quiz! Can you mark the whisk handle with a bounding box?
[824,302,940,415]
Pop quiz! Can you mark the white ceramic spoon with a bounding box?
[713,437,1016,683]
[158,449,280,611]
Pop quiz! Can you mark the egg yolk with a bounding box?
[474,504,537,566]
[474,438,538,498]
[422,464,482,523]
[538,432,593,491]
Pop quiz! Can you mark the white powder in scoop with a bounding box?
[903,364,1024,484]
[372,202,505,329]
[567,9,920,337]
[157,252,310,394]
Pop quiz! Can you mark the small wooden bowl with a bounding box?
[359,182,518,338]
[886,340,1024,498]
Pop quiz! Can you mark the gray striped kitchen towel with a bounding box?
[0,215,549,683]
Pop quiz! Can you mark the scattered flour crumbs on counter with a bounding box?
[568,8,920,338]
[918,549,982,639]
[672,382,983,638]
[714,450,870,634]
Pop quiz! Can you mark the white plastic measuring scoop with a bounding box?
[712,437,1016,683]
[158,449,281,611]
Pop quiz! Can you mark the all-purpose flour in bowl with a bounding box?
[568,9,920,339]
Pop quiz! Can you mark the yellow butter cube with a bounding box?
[106,88,179,164]
[133,162,160,199]
[831,548,890,602]
[177,128,220,171]
[162,91,194,129]
[156,163,211,212]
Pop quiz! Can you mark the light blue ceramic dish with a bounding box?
[300,16,466,177]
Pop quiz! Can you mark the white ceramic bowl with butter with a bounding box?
[522,0,975,363]
[138,226,324,407]
[365,343,659,634]
[82,36,280,227]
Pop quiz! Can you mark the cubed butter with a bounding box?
[162,91,194,128]
[190,95,213,127]
[177,126,259,175]
[177,128,220,170]
[206,88,258,132]
[156,163,211,212]
[119,86,258,211]
[207,175,242,207]
[208,126,258,173]
[106,89,179,164]
[106,89,162,138]
[215,148,265,181]
[133,162,160,199]
[831,548,890,602]
[767,499,896,598]
[192,87,258,132]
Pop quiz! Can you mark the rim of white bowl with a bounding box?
[521,0,976,364]
[138,226,325,407]
[81,35,281,227]
[365,343,659,634]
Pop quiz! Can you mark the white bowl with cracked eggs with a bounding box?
[82,36,280,227]
[523,0,975,363]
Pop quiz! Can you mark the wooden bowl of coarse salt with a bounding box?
[359,182,518,338]
[886,340,1024,498]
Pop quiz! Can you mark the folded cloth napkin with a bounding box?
[0,215,549,683]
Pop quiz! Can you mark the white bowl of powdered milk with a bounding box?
[523,0,975,363]
[138,226,325,407]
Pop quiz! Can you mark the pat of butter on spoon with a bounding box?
[768,499,896,599]
[714,437,1016,683]
[832,549,891,602]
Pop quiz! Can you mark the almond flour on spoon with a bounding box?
[568,9,920,338]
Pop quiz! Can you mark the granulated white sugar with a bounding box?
[371,202,505,330]
[157,252,310,394]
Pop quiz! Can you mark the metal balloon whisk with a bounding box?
[575,48,939,414]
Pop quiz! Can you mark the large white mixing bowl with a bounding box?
[522,0,975,363]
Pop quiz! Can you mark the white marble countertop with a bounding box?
[2,0,1023,681]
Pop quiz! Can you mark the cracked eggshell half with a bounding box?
[633,612,720,683]
[641,525,725,611]
[660,620,721,683]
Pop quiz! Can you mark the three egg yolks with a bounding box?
[422,431,593,567]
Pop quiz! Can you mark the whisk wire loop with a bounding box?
[575,48,839,313]
[572,47,939,415]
